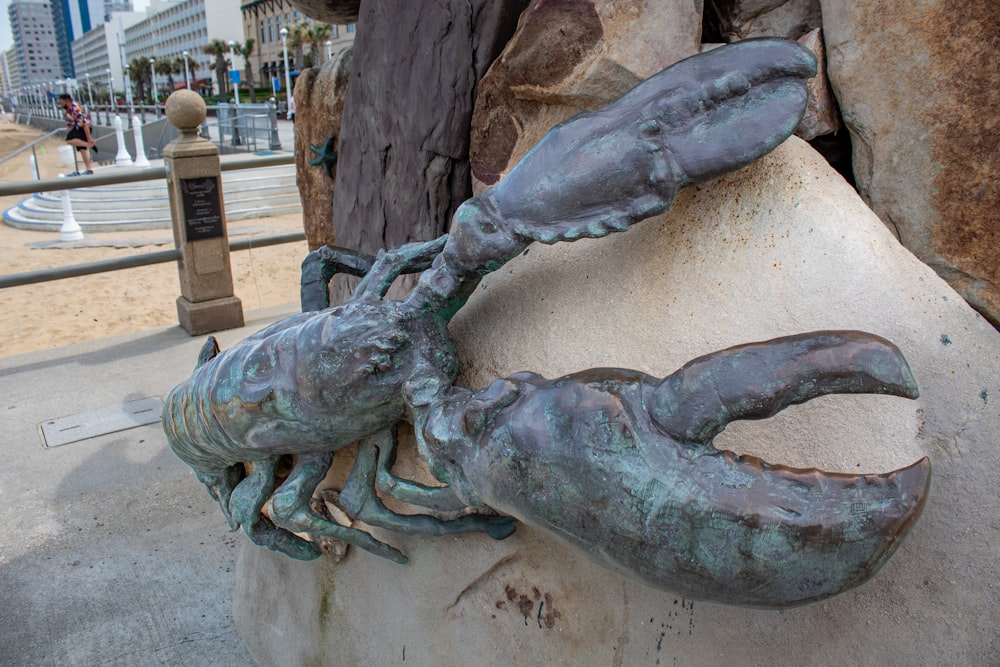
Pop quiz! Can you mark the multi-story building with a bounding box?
[241,0,354,93]
[51,0,136,77]
[123,0,244,98]
[70,10,145,98]
[9,1,65,87]
[2,50,24,98]
[50,0,76,77]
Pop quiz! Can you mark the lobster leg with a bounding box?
[352,236,448,299]
[229,457,322,561]
[371,426,472,512]
[300,245,376,311]
[268,452,409,564]
[340,431,516,540]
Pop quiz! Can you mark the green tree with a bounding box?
[172,56,190,89]
[128,56,150,103]
[204,39,230,99]
[239,38,257,103]
[288,22,308,70]
[304,23,333,66]
[155,58,177,95]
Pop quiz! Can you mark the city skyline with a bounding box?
[0,0,150,64]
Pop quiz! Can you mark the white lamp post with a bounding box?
[325,40,333,62]
[149,57,158,106]
[106,68,113,103]
[84,72,94,108]
[280,27,292,117]
[227,40,240,105]
[123,63,134,120]
[182,50,191,89]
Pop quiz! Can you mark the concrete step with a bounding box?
[3,160,302,232]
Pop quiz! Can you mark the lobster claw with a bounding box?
[423,39,817,307]
[488,38,817,244]
[416,331,929,608]
[649,330,920,445]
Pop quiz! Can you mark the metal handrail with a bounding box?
[0,128,66,166]
[0,230,306,289]
[0,151,294,197]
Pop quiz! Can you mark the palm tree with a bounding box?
[204,39,230,99]
[303,23,333,67]
[155,58,176,94]
[288,22,308,70]
[172,56,189,89]
[239,38,257,103]
[128,56,150,103]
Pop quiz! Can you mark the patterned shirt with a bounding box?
[64,102,91,130]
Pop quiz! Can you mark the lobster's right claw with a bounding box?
[487,38,817,245]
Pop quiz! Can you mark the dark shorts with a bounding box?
[67,127,88,150]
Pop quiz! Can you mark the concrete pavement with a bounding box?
[0,304,298,666]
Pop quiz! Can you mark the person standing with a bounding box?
[59,93,97,175]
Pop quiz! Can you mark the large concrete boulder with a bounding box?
[471,0,702,190]
[820,0,1000,328]
[293,49,352,251]
[233,137,998,664]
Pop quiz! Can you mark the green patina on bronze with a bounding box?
[162,39,930,608]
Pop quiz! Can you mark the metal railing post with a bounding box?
[163,89,244,335]
[268,98,281,151]
[229,101,242,147]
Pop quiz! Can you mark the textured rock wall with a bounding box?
[294,48,352,251]
[288,0,359,25]
[471,0,703,190]
[234,138,998,665]
[820,0,1000,328]
[706,0,821,40]
[327,0,527,301]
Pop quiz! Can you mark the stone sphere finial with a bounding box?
[165,90,207,137]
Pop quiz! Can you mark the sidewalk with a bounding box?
[0,304,298,666]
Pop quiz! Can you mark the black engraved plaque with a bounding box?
[181,177,224,241]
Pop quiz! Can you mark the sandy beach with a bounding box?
[0,122,308,358]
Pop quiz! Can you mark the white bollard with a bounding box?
[113,115,133,167]
[132,116,151,169]
[58,173,84,242]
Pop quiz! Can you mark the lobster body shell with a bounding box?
[164,298,458,473]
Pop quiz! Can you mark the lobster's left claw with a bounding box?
[490,38,817,244]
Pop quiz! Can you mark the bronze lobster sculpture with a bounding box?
[163,39,930,608]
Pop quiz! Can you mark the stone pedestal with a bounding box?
[163,90,244,335]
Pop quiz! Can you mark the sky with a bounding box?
[0,0,151,53]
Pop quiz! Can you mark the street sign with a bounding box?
[230,70,241,84]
